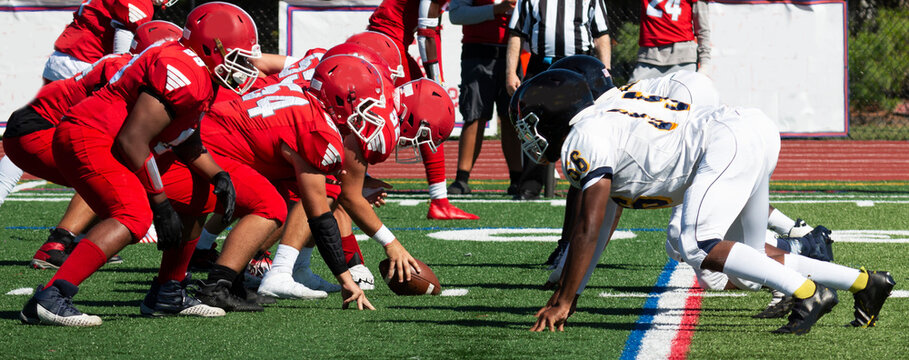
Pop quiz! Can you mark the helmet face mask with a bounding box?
[213,42,262,95]
[152,0,179,8]
[346,94,387,144]
[515,112,549,164]
[395,119,434,164]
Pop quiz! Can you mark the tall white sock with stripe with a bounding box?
[783,254,861,291]
[720,242,808,296]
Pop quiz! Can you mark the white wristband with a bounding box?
[418,17,440,28]
[372,225,396,246]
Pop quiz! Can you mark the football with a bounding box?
[378,258,442,296]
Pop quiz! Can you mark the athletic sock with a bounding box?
[792,280,817,300]
[208,264,238,284]
[341,234,364,266]
[421,142,446,190]
[197,228,218,250]
[294,246,314,271]
[850,270,870,293]
[783,253,861,291]
[157,237,198,283]
[0,156,24,207]
[768,208,797,235]
[271,244,299,274]
[47,239,107,288]
[455,170,470,183]
[720,242,808,297]
[509,171,522,186]
[428,182,447,200]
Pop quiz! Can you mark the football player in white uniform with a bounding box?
[516,69,895,334]
[543,56,837,317]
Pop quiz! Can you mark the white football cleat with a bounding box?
[788,219,814,238]
[257,271,327,300]
[349,264,376,290]
[292,267,342,293]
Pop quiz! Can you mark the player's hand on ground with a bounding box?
[363,176,392,207]
[531,303,572,332]
[210,171,236,224]
[341,278,376,310]
[151,199,183,251]
[383,240,420,283]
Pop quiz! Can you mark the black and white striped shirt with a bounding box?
[508,0,609,58]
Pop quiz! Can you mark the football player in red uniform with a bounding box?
[4,20,183,270]
[364,0,480,221]
[19,2,260,326]
[43,0,177,83]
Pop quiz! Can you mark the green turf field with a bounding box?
[1,180,907,359]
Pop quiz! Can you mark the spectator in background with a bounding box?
[447,0,523,195]
[504,0,610,200]
[630,0,710,82]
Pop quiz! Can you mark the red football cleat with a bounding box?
[427,198,479,220]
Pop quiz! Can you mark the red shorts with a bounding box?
[3,128,70,186]
[273,175,341,203]
[53,122,151,240]
[162,154,288,225]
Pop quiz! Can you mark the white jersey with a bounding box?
[598,70,720,107]
[562,90,727,209]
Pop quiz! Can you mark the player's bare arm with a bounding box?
[504,34,523,95]
[532,177,611,332]
[338,135,419,283]
[280,141,374,310]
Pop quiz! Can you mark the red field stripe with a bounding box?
[668,277,704,360]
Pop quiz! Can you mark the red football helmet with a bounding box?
[182,2,261,94]
[323,43,393,83]
[395,79,455,163]
[345,31,405,82]
[131,20,182,54]
[310,55,393,144]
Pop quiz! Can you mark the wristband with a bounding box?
[372,225,396,246]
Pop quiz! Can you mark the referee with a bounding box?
[504,0,611,200]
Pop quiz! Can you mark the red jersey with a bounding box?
[368,0,449,48]
[639,0,696,47]
[202,82,345,180]
[54,0,154,63]
[63,41,214,153]
[30,54,131,126]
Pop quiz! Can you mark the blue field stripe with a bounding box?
[619,259,679,360]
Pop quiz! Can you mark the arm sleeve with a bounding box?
[561,131,614,190]
[588,0,610,38]
[448,0,495,25]
[112,27,134,54]
[299,128,344,174]
[693,0,711,64]
[110,0,152,32]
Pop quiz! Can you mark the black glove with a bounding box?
[152,200,183,251]
[210,171,236,225]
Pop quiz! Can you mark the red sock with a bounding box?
[421,142,446,185]
[157,237,198,283]
[341,234,364,266]
[47,239,107,288]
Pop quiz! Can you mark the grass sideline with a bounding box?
[1,182,907,359]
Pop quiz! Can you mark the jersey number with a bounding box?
[564,150,589,183]
[246,96,310,118]
[612,195,673,209]
[646,0,682,21]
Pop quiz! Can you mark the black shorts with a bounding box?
[458,43,511,124]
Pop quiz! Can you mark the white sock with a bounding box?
[0,156,24,207]
[763,230,778,246]
[767,208,796,236]
[197,228,218,250]
[428,182,447,200]
[721,242,808,296]
[272,244,299,274]
[783,254,861,291]
[294,246,314,271]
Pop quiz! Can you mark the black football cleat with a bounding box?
[30,228,76,269]
[848,269,895,328]
[772,283,838,335]
[191,279,263,312]
[753,290,795,319]
[141,277,225,317]
[188,244,220,271]
[20,280,102,327]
